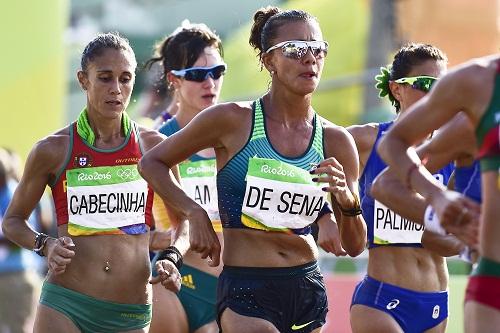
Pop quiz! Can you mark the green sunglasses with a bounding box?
[394,76,437,93]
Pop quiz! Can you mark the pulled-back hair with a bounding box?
[375,43,447,111]
[81,32,136,71]
[249,6,317,60]
[146,21,223,76]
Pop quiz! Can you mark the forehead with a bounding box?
[87,48,136,73]
[192,46,223,67]
[407,59,446,78]
[273,20,323,44]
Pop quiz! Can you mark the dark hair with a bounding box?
[81,32,136,71]
[249,6,317,60]
[375,43,447,111]
[146,21,223,76]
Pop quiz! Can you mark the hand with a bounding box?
[188,208,221,267]
[317,214,347,256]
[430,190,480,246]
[311,158,355,208]
[150,259,182,293]
[46,236,75,275]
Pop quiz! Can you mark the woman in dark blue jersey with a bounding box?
[333,43,453,333]
[139,6,366,333]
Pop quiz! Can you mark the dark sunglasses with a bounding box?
[265,40,329,59]
[394,76,437,93]
[171,64,227,82]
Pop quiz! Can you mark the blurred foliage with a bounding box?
[220,0,370,126]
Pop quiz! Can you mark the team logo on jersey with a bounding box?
[74,153,92,167]
[432,305,440,319]
[386,299,400,310]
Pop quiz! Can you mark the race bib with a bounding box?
[241,158,326,231]
[66,165,149,236]
[373,200,424,244]
[179,159,220,222]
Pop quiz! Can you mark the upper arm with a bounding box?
[143,103,248,168]
[325,124,361,194]
[5,138,64,221]
[416,112,476,172]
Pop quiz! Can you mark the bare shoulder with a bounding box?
[346,122,380,149]
[321,118,357,156]
[136,125,166,152]
[203,100,254,122]
[27,125,71,174]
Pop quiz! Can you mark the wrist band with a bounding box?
[33,233,51,257]
[423,205,446,235]
[339,195,362,217]
[314,202,334,222]
[156,246,183,270]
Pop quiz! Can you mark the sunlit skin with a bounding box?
[139,19,366,333]
[343,59,451,333]
[2,47,188,333]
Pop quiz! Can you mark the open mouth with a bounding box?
[106,100,122,106]
[300,72,318,79]
[202,94,216,99]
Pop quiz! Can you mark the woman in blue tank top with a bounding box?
[140,6,366,333]
[377,54,500,333]
[145,22,226,333]
[328,44,454,333]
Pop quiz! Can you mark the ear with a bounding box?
[77,70,88,91]
[166,72,181,90]
[261,52,276,75]
[389,81,403,104]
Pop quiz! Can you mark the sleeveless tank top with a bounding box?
[158,117,221,232]
[360,121,454,248]
[476,59,500,172]
[455,160,481,203]
[50,122,154,235]
[217,99,325,235]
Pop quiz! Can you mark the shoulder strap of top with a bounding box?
[250,98,266,142]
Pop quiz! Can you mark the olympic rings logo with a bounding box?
[116,168,138,180]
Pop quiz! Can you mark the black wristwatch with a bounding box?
[33,233,51,257]
[156,246,183,270]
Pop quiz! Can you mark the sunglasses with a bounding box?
[394,76,437,93]
[171,64,227,82]
[265,40,329,59]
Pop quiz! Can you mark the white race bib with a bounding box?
[373,200,424,244]
[242,158,326,231]
[179,160,220,221]
[66,165,149,235]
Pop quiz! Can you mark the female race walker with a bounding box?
[139,7,366,333]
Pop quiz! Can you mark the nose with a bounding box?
[109,78,121,95]
[301,47,317,64]
[203,75,216,88]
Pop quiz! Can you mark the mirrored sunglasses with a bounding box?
[394,76,437,93]
[171,64,227,82]
[265,40,329,59]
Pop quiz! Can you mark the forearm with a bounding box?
[2,216,39,250]
[139,158,202,220]
[170,219,190,255]
[421,231,464,257]
[338,214,366,257]
[371,169,427,224]
[378,137,445,203]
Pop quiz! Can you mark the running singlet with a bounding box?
[50,123,154,235]
[360,122,454,248]
[476,60,500,172]
[159,118,221,230]
[217,99,326,235]
[455,161,481,203]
